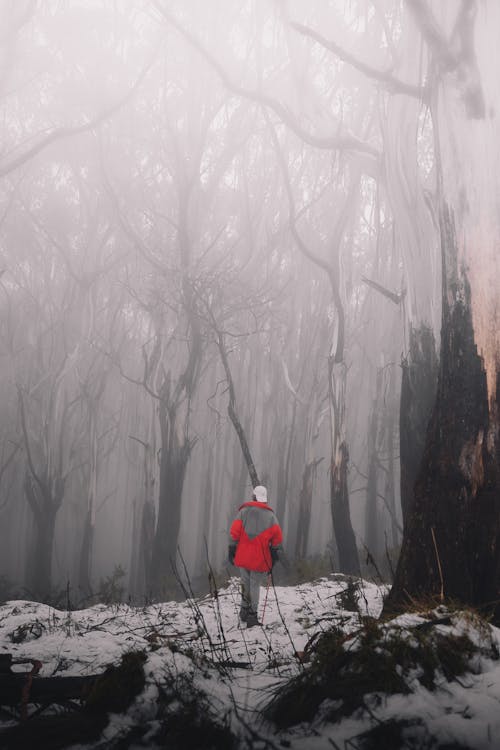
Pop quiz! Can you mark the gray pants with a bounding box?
[239,568,268,619]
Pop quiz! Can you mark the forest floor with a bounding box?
[1,574,500,748]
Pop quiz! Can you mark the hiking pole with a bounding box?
[261,573,272,624]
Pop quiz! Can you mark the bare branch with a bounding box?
[216,329,260,487]
[129,435,150,451]
[405,0,459,71]
[0,55,155,178]
[280,356,307,405]
[291,21,427,101]
[154,2,380,161]
[361,275,404,305]
[265,112,348,362]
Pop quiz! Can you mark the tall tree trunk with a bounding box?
[140,500,155,597]
[78,510,94,599]
[195,452,213,573]
[217,332,260,488]
[388,1,500,614]
[387,211,498,610]
[295,460,316,559]
[78,409,98,597]
[399,326,438,526]
[364,368,383,565]
[150,400,192,597]
[25,473,59,601]
[19,388,66,601]
[384,401,399,553]
[30,506,57,601]
[329,360,360,575]
[129,417,157,601]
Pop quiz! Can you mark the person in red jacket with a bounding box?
[228,485,283,627]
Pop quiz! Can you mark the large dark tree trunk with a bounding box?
[32,509,57,601]
[329,358,360,576]
[24,471,62,601]
[399,326,438,526]
[150,400,192,597]
[387,207,500,614]
[387,0,500,616]
[331,441,360,575]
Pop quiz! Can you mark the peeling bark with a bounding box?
[388,0,500,617]
[387,206,500,614]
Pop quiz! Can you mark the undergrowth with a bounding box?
[153,667,236,750]
[265,607,499,729]
[353,717,473,750]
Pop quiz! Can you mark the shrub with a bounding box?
[265,608,498,729]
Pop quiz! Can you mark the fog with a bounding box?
[1,0,496,605]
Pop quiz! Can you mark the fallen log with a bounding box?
[0,650,147,748]
[0,654,98,706]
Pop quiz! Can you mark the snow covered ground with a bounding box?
[1,574,500,748]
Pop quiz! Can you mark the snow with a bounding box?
[1,574,500,748]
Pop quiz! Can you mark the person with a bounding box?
[228,485,283,627]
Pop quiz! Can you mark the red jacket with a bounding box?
[230,501,283,572]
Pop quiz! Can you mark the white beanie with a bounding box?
[253,485,268,503]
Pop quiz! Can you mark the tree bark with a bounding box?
[217,332,260,488]
[384,401,399,553]
[78,510,94,599]
[387,1,500,616]
[364,369,382,566]
[399,326,438,526]
[23,469,63,601]
[295,459,320,559]
[330,440,359,575]
[29,502,58,601]
[387,211,498,610]
[150,399,192,597]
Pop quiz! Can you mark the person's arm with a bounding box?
[228,543,237,564]
[269,518,283,566]
[228,514,242,564]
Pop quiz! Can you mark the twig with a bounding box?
[174,549,232,674]
[268,573,304,668]
[362,543,384,585]
[230,692,283,750]
[431,526,445,602]
[204,539,232,666]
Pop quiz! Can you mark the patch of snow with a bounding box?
[1,575,500,748]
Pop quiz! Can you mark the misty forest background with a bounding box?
[0,0,498,610]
